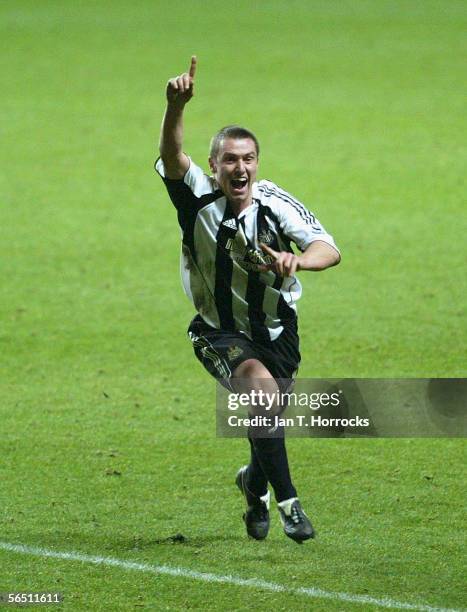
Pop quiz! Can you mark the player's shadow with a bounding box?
[118,533,240,551]
[22,531,240,557]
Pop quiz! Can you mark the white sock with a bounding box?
[277,497,299,515]
[260,490,271,509]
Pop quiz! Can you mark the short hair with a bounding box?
[209,125,260,160]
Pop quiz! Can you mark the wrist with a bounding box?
[166,100,186,114]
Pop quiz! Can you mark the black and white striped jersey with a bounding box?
[155,158,339,343]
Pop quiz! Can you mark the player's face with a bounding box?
[209,138,258,209]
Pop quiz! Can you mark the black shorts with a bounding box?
[187,315,301,391]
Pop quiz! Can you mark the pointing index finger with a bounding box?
[260,243,278,259]
[189,55,197,79]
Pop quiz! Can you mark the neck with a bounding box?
[230,199,251,216]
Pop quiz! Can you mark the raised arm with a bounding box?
[158,56,197,179]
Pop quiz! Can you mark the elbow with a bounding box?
[302,241,341,271]
[321,247,340,270]
[318,250,340,271]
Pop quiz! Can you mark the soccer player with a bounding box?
[155,56,340,543]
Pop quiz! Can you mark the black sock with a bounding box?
[249,432,297,503]
[246,436,269,497]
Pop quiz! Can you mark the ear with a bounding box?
[208,157,217,174]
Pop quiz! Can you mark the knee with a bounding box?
[233,359,278,396]
[233,358,271,380]
[232,359,281,416]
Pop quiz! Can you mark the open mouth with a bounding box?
[230,177,248,191]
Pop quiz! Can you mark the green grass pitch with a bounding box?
[1,1,466,610]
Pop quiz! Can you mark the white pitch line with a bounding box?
[0,541,460,612]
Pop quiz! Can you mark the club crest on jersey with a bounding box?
[227,345,243,361]
[258,229,274,244]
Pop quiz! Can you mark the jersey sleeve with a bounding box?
[257,180,340,254]
[154,157,215,206]
[154,157,221,231]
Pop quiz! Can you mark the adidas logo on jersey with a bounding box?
[222,218,237,230]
